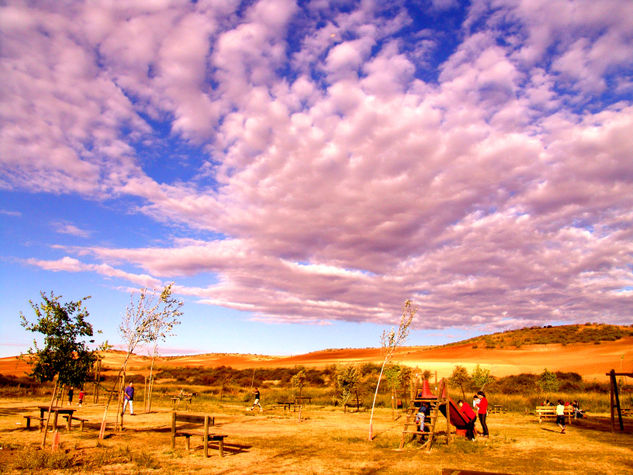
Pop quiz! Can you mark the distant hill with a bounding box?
[454,323,633,349]
[2,324,632,380]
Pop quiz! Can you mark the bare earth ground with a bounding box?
[2,337,632,380]
[0,396,632,474]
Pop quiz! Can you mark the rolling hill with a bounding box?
[2,324,631,381]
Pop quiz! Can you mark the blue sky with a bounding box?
[1,0,632,358]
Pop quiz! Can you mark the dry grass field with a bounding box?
[0,393,632,474]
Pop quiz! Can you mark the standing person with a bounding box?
[472,394,480,434]
[78,388,85,407]
[67,387,74,405]
[556,399,566,433]
[458,399,477,441]
[476,391,489,437]
[122,382,135,416]
[251,387,262,412]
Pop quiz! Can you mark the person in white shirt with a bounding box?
[556,399,566,433]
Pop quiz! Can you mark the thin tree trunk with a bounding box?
[41,378,59,449]
[146,350,157,413]
[99,352,133,440]
[368,360,387,440]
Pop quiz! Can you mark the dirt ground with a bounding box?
[1,396,632,474]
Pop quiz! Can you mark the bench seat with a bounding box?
[63,415,88,431]
[171,412,226,457]
[23,415,44,431]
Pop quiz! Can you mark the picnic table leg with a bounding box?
[25,417,31,430]
[66,416,72,431]
[219,437,224,457]
[185,436,190,451]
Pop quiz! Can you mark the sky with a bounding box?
[1,0,632,359]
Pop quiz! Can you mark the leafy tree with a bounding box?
[449,365,470,400]
[538,368,559,394]
[368,299,416,440]
[385,364,405,420]
[336,365,361,412]
[20,292,101,447]
[291,369,307,399]
[471,364,491,391]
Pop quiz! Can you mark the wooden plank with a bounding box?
[175,413,207,424]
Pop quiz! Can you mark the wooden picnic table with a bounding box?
[294,396,312,405]
[276,401,296,411]
[38,405,75,430]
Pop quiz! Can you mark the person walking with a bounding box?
[67,387,74,405]
[122,382,135,415]
[78,388,85,407]
[251,387,263,412]
[476,391,489,437]
[556,399,566,433]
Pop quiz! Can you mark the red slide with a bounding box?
[438,398,470,429]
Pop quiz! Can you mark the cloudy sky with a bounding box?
[1,0,632,358]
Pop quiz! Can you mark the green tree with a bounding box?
[385,364,405,420]
[471,364,491,391]
[291,369,307,399]
[538,368,559,394]
[449,365,470,400]
[336,365,361,412]
[20,291,101,448]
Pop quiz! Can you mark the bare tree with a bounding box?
[368,299,416,440]
[144,284,183,412]
[98,284,183,439]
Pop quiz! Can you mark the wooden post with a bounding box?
[171,411,176,449]
[203,415,209,458]
[607,370,632,433]
[610,370,615,432]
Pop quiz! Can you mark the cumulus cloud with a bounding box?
[5,0,633,330]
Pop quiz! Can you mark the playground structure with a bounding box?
[607,369,633,432]
[399,378,474,451]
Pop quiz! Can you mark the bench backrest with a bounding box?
[174,413,207,424]
[536,406,573,413]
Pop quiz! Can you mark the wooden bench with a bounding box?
[276,401,295,411]
[536,405,573,424]
[23,415,44,430]
[171,412,227,457]
[63,415,88,431]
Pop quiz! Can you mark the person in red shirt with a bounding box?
[476,391,489,437]
[458,399,477,440]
